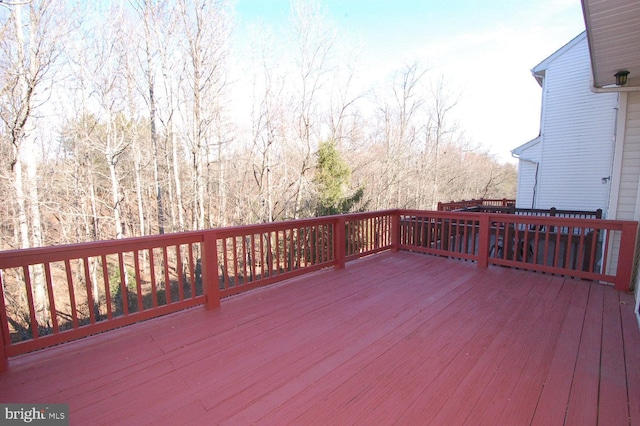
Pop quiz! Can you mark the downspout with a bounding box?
[511,152,539,209]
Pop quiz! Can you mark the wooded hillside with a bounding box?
[0,0,516,251]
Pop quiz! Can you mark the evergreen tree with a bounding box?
[314,140,366,216]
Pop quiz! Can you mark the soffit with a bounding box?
[582,0,640,88]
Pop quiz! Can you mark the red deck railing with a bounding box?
[0,209,636,371]
[437,198,516,211]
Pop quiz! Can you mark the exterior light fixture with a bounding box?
[615,70,630,86]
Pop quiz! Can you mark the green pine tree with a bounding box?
[314,140,366,216]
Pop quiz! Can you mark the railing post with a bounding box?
[0,280,9,372]
[614,222,638,292]
[477,214,490,269]
[334,216,346,269]
[202,231,221,309]
[391,211,400,252]
[0,343,6,373]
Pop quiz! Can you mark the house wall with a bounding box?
[612,91,640,221]
[608,91,640,322]
[531,37,618,214]
[514,142,541,208]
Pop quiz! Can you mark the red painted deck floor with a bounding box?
[1,251,639,425]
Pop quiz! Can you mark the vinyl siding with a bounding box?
[535,37,618,212]
[608,92,640,277]
[515,141,541,208]
[615,91,640,220]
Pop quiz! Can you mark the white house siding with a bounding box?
[535,36,618,214]
[613,91,640,221]
[514,140,541,208]
[608,92,640,279]
[515,162,537,208]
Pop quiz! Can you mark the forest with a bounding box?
[0,0,517,252]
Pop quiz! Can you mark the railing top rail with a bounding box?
[398,209,635,229]
[214,210,396,237]
[0,210,399,269]
[437,199,516,210]
[0,232,207,268]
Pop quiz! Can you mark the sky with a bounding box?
[232,0,587,164]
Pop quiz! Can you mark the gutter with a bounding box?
[511,151,538,165]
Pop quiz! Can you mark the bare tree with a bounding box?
[249,23,288,223]
[289,0,335,218]
[427,75,459,208]
[0,0,69,325]
[176,0,232,229]
[130,0,167,234]
[369,62,428,209]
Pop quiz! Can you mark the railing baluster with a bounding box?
[334,217,346,269]
[532,224,540,265]
[588,228,598,274]
[134,250,144,311]
[118,252,129,315]
[564,228,573,270]
[43,263,58,335]
[222,238,230,289]
[553,227,562,268]
[176,245,185,302]
[82,258,96,325]
[232,237,239,286]
[289,228,295,271]
[241,235,248,283]
[259,233,265,278]
[149,249,158,308]
[64,259,79,328]
[22,266,39,338]
[161,247,171,305]
[275,230,281,274]
[188,243,197,297]
[101,255,112,319]
[576,228,586,272]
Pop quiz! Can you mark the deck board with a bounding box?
[483,278,573,425]
[565,284,604,425]
[424,274,558,425]
[621,291,640,425]
[0,251,639,425]
[530,279,589,425]
[599,288,630,424]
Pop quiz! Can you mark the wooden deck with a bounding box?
[1,251,639,425]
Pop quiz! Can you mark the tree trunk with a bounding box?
[108,152,124,239]
[171,130,185,232]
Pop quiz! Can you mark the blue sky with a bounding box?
[233,0,586,163]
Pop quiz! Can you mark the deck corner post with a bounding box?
[614,221,638,292]
[202,231,221,309]
[477,214,490,269]
[334,216,346,269]
[0,338,6,372]
[0,287,9,372]
[391,211,400,252]
[0,342,6,371]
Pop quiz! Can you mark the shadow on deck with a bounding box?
[0,251,638,425]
